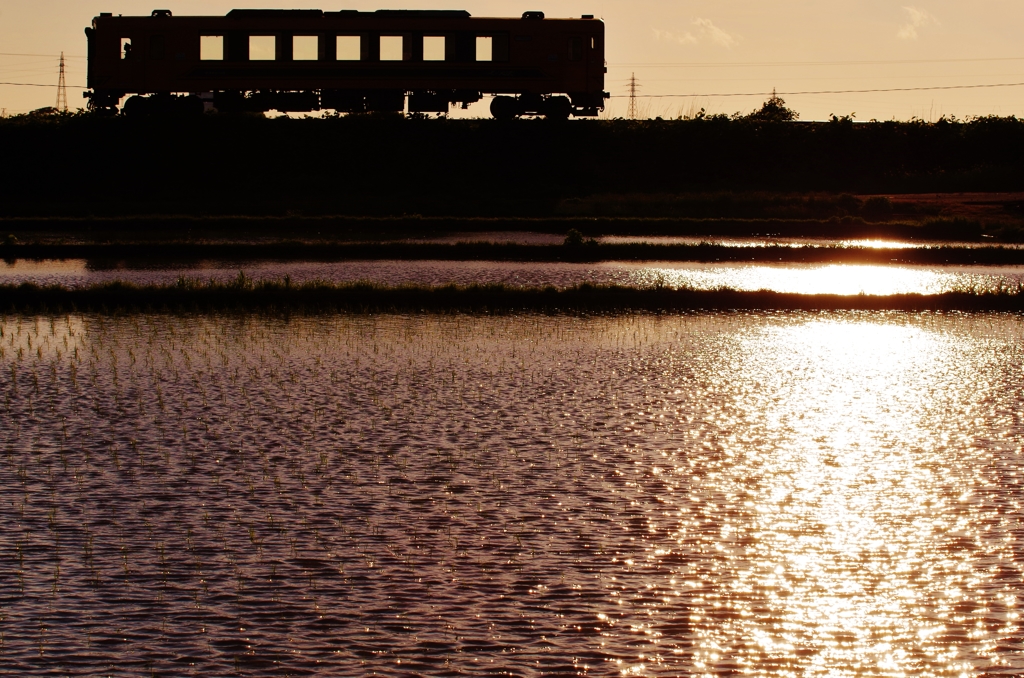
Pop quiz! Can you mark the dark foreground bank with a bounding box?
[3,279,1023,313]
[3,114,1023,216]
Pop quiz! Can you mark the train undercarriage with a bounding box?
[94,89,605,119]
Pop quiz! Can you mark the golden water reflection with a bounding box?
[1,312,1021,675]
[660,318,1021,676]
[598,236,941,249]
[627,263,1024,295]
[1,258,1023,296]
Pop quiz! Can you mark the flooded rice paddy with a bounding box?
[414,234,991,249]
[2,259,1024,296]
[1,311,1022,676]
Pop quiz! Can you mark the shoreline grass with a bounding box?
[4,241,1024,266]
[2,278,1022,314]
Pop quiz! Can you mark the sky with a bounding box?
[1,0,1022,120]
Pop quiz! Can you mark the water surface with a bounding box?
[1,312,1022,675]
[409,233,1001,249]
[2,259,1023,295]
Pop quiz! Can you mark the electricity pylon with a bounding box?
[627,73,640,120]
[55,52,68,113]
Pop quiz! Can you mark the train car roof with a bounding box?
[95,9,599,20]
[226,9,472,19]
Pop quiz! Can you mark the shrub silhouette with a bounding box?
[747,90,799,122]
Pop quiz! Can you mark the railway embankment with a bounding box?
[2,114,1023,222]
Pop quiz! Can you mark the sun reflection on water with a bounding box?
[665,318,1021,676]
[627,263,1024,295]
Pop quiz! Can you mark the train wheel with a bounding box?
[121,95,149,118]
[172,95,204,116]
[543,96,572,121]
[490,96,519,121]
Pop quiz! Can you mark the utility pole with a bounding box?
[627,73,640,120]
[55,52,68,113]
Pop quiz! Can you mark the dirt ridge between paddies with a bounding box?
[5,242,1024,266]
[2,279,1023,314]
[1,215,1017,244]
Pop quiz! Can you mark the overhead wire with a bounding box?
[0,82,87,88]
[0,52,87,59]
[611,82,1024,98]
[0,52,1020,100]
[609,56,1024,68]
[0,53,85,88]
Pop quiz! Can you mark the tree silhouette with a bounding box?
[747,89,799,122]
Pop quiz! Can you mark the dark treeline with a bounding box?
[2,113,1024,217]
[2,279,1023,313]
[6,241,1024,266]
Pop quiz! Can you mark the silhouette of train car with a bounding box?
[85,9,607,119]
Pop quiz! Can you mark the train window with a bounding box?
[475,36,492,62]
[249,35,276,61]
[569,37,583,61]
[423,36,445,61]
[120,38,132,60]
[336,35,360,61]
[293,35,318,61]
[200,35,223,61]
[380,36,403,61]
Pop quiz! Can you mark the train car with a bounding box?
[84,9,607,119]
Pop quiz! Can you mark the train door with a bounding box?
[144,33,168,90]
[566,33,587,92]
[587,33,603,99]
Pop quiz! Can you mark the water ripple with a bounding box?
[0,312,1020,675]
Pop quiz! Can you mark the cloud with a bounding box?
[897,6,939,40]
[652,28,697,45]
[693,18,738,48]
[652,18,738,48]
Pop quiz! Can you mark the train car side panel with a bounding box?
[86,9,607,117]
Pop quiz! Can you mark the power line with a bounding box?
[0,52,87,59]
[611,81,1024,98]
[0,81,87,88]
[610,56,1024,68]
[1,53,1021,67]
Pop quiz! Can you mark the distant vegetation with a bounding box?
[1,112,1022,219]
[744,91,800,123]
